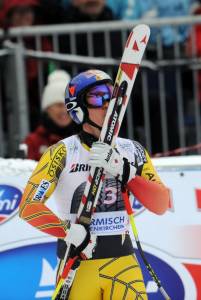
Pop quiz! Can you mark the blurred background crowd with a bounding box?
[0,0,201,160]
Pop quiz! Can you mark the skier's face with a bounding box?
[88,99,109,128]
[86,84,113,108]
[83,83,113,137]
[86,83,113,127]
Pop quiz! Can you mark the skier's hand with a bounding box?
[88,142,137,184]
[80,234,97,260]
[64,223,96,259]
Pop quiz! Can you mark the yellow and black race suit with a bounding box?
[19,131,169,300]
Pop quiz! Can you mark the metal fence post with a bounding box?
[4,41,29,157]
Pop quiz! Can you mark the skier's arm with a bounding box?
[19,142,68,238]
[127,149,170,215]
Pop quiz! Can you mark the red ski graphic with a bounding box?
[120,63,139,80]
[133,40,139,51]
[141,35,148,44]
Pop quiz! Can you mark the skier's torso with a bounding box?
[20,131,163,259]
[54,132,159,259]
[54,134,140,237]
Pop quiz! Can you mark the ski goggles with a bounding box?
[86,84,113,108]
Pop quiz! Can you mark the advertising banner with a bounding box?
[0,157,201,299]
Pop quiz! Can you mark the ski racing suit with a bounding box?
[19,131,169,300]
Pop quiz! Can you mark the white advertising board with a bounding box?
[0,157,200,299]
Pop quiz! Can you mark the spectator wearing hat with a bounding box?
[22,70,81,161]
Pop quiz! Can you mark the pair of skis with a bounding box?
[52,24,170,300]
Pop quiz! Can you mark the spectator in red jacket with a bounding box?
[22,70,81,161]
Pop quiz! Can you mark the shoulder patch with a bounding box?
[117,138,134,153]
[33,179,50,201]
[133,141,147,166]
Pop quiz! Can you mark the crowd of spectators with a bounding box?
[0,0,201,158]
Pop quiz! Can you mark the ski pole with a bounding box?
[122,191,171,300]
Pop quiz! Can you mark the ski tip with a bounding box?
[132,24,151,37]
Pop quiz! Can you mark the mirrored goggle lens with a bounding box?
[86,84,113,107]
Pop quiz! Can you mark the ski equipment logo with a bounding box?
[66,101,77,112]
[107,111,118,142]
[0,184,22,224]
